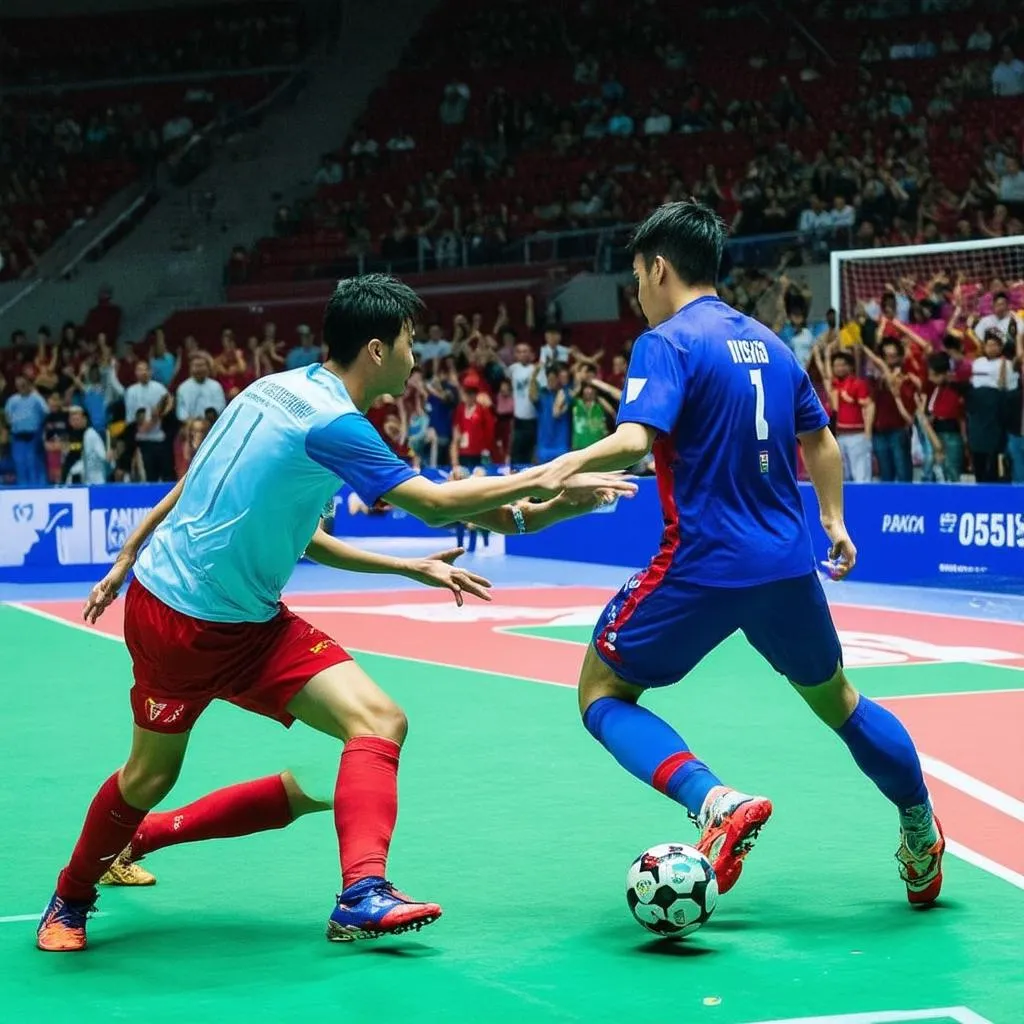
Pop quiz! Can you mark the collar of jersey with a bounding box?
[307,362,352,402]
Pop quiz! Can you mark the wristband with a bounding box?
[510,504,527,534]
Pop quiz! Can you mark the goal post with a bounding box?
[830,236,1024,319]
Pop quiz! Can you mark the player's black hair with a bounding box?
[629,200,726,287]
[323,273,424,367]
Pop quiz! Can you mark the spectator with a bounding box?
[213,330,249,399]
[570,380,614,450]
[176,354,227,422]
[966,21,993,53]
[413,322,452,367]
[531,365,571,461]
[149,328,179,388]
[286,325,321,369]
[43,392,70,484]
[643,105,672,135]
[124,359,174,482]
[939,29,960,55]
[865,339,917,482]
[607,106,634,136]
[974,291,1022,343]
[313,154,343,185]
[924,351,966,482]
[64,405,108,484]
[386,130,416,152]
[991,46,1024,97]
[992,155,1024,203]
[424,364,459,467]
[507,341,538,463]
[827,351,875,482]
[449,379,494,469]
[439,82,471,126]
[4,375,48,485]
[967,330,1018,481]
[539,325,570,370]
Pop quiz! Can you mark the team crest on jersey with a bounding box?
[310,638,336,655]
[759,450,769,473]
[146,698,167,722]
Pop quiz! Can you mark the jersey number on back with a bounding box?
[749,369,769,441]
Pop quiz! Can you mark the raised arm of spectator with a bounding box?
[525,294,536,333]
[529,362,543,403]
[591,376,622,402]
[862,394,876,440]
[492,302,509,337]
[553,386,568,417]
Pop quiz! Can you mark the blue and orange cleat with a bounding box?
[695,787,773,895]
[36,892,94,952]
[896,808,945,905]
[326,877,442,942]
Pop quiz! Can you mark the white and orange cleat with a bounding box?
[896,806,945,905]
[99,846,156,887]
[695,787,773,895]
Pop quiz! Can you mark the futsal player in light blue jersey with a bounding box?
[38,274,635,952]
[558,202,945,907]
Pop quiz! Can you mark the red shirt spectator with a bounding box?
[451,390,495,464]
[832,375,872,431]
[873,375,917,432]
[927,382,964,424]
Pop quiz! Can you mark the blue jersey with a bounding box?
[135,366,416,622]
[619,296,829,587]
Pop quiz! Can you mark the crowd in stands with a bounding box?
[0,3,305,283]
[234,0,1024,284]
[3,267,1023,488]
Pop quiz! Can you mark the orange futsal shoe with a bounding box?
[99,847,156,887]
[695,787,773,895]
[36,893,94,952]
[896,807,945,905]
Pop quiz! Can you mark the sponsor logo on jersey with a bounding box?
[624,377,648,403]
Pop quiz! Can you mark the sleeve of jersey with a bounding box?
[794,369,830,434]
[306,413,418,506]
[616,330,687,435]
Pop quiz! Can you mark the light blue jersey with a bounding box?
[135,366,416,623]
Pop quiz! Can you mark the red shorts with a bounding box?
[123,579,352,733]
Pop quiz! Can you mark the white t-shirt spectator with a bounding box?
[386,134,416,151]
[539,342,570,368]
[991,58,1024,96]
[508,363,537,420]
[799,208,832,235]
[966,28,993,52]
[176,377,227,421]
[971,356,1019,390]
[974,312,1022,342]
[314,162,342,185]
[829,203,856,229]
[351,137,379,156]
[125,380,169,442]
[68,427,108,484]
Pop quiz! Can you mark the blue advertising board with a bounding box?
[2,479,1022,592]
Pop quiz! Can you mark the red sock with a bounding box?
[57,773,148,903]
[132,774,293,857]
[335,736,400,888]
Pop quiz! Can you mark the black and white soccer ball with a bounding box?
[626,843,718,937]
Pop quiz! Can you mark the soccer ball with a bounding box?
[626,843,718,937]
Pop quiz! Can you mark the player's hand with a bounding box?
[403,548,492,607]
[83,557,132,624]
[558,472,638,509]
[821,522,857,581]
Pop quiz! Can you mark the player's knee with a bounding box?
[793,663,859,729]
[349,696,408,745]
[119,761,182,810]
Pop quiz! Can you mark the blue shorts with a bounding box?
[592,570,842,689]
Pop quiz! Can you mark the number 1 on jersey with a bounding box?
[749,368,769,440]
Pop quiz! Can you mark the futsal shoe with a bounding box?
[98,846,156,887]
[695,787,773,895]
[36,892,94,952]
[896,808,945,905]
[326,877,442,942]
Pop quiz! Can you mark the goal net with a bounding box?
[831,236,1024,321]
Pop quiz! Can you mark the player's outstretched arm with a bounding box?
[83,477,186,623]
[554,422,657,475]
[800,426,857,580]
[305,529,491,606]
[465,477,635,535]
[383,460,635,527]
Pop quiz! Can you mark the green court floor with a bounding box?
[1,603,1019,1024]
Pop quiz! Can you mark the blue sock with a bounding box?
[583,697,722,816]
[836,697,928,812]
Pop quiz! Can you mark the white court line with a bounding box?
[831,596,1024,629]
[920,755,1024,824]
[946,839,1024,892]
[882,687,1024,701]
[744,1008,993,1024]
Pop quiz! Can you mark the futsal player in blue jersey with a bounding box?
[561,201,945,905]
[37,274,634,952]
